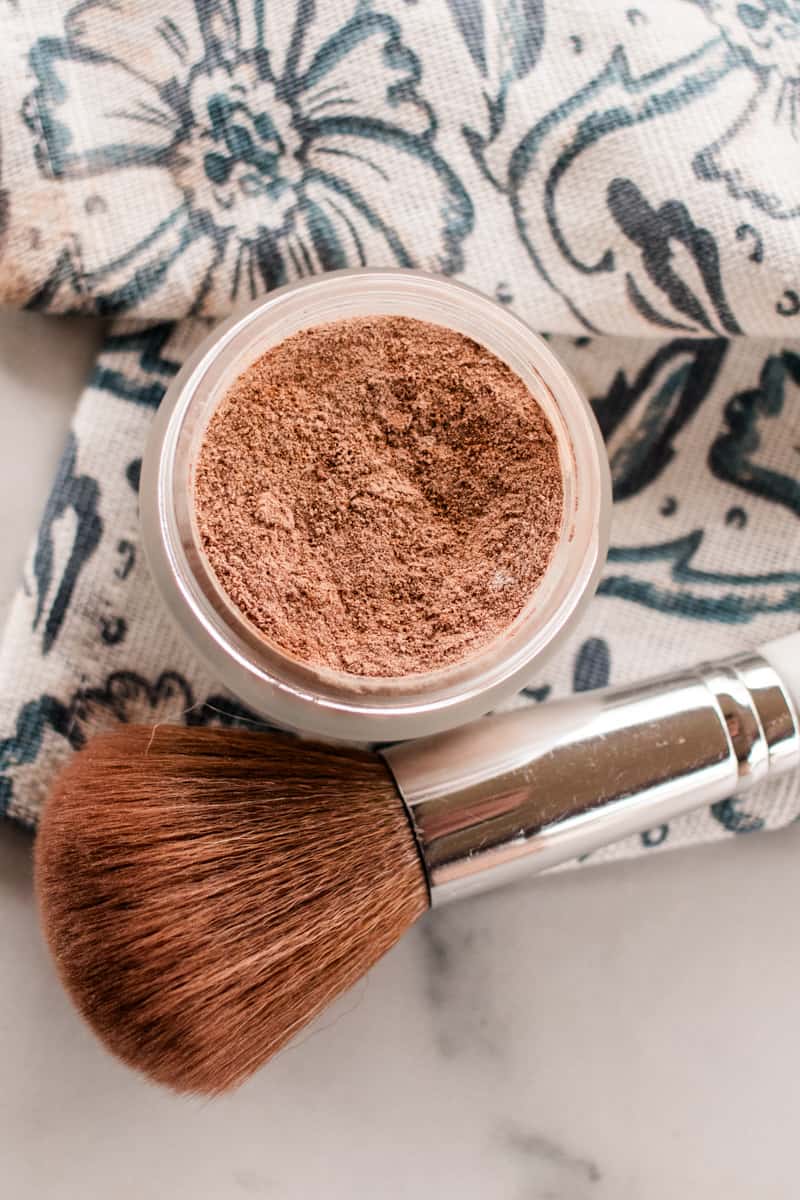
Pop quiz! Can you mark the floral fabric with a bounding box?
[1,1,800,862]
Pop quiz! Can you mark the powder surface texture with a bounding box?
[194,316,563,677]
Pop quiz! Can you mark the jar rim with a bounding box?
[141,268,611,740]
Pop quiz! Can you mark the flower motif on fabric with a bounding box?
[460,0,800,333]
[22,1,472,314]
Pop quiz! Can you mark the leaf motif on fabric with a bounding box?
[593,338,727,500]
[710,351,800,515]
[503,33,741,330]
[446,0,488,75]
[32,431,102,656]
[447,0,544,81]
[606,179,742,335]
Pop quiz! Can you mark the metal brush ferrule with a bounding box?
[382,653,800,905]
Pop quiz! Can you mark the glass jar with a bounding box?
[141,269,611,741]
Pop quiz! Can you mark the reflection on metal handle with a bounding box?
[382,653,800,905]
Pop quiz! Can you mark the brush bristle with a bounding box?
[34,725,429,1094]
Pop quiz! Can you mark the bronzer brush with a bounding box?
[35,635,800,1095]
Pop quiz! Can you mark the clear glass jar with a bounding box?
[141,269,611,741]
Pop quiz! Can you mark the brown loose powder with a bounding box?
[194,316,563,677]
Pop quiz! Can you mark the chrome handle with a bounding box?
[382,653,800,904]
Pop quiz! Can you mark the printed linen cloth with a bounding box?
[1,0,799,867]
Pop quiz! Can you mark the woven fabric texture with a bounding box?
[1,1,799,865]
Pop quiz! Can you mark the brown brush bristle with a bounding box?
[34,725,429,1094]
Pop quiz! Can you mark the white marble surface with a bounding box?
[2,309,800,1199]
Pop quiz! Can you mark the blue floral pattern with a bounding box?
[4,0,800,330]
[458,0,800,335]
[21,1,472,313]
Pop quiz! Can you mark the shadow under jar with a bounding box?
[141,269,611,741]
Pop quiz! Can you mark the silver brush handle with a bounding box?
[382,653,800,904]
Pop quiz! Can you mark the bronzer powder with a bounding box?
[194,315,564,678]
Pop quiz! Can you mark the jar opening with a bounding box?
[142,270,610,740]
[190,312,566,686]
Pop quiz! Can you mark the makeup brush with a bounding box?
[35,635,800,1095]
